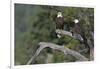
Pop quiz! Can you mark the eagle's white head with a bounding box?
[74,19,79,24]
[57,12,63,17]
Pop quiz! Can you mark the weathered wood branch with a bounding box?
[56,29,73,37]
[56,29,83,42]
[27,30,93,64]
[27,42,88,65]
[87,39,94,60]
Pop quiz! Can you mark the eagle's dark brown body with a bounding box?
[73,23,81,34]
[56,17,64,29]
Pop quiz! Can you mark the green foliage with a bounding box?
[53,51,65,63]
[15,4,94,65]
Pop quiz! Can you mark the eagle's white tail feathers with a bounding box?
[57,34,61,38]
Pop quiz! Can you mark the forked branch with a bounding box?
[27,42,88,65]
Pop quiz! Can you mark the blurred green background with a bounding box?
[15,3,94,65]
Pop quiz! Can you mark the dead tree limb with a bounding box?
[56,29,73,37]
[56,29,94,60]
[56,29,83,42]
[27,42,88,65]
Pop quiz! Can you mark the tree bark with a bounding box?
[27,42,88,65]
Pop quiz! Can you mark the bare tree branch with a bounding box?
[87,39,94,60]
[56,29,73,37]
[56,29,83,42]
[27,42,88,65]
[26,30,94,65]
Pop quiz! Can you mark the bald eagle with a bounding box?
[55,12,64,38]
[72,19,83,42]
[56,12,64,29]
